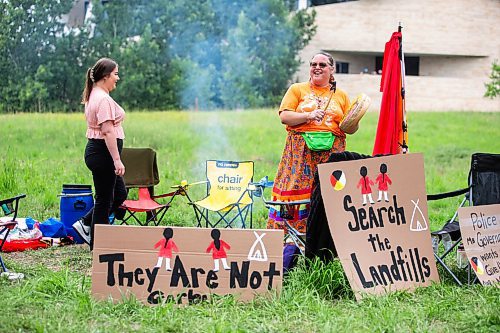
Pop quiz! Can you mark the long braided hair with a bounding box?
[211,229,221,250]
[162,227,174,248]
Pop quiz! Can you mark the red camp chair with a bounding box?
[119,148,180,226]
[120,188,177,226]
[0,194,26,277]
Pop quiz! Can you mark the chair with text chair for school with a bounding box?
[0,194,26,278]
[427,152,500,285]
[119,148,180,226]
[188,160,254,228]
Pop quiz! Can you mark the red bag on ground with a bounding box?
[2,237,49,252]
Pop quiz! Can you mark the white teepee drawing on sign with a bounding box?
[410,199,428,231]
[247,232,268,261]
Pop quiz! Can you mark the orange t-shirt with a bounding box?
[85,87,125,139]
[279,82,350,137]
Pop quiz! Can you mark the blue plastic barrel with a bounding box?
[60,184,94,244]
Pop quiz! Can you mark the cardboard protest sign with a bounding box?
[318,153,439,298]
[92,225,283,305]
[457,204,500,286]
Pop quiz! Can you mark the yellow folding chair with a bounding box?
[188,160,254,228]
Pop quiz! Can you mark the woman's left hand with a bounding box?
[308,109,325,122]
[114,159,125,176]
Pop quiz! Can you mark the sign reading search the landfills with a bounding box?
[318,153,440,299]
[91,225,283,305]
[458,204,500,286]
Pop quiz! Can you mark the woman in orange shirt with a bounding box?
[267,52,350,233]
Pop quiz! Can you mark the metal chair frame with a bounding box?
[249,177,309,255]
[0,194,26,272]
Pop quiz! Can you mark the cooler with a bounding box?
[59,184,94,244]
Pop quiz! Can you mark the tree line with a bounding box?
[0,0,316,113]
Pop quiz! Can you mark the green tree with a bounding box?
[114,25,179,109]
[221,1,316,108]
[0,0,316,112]
[484,60,499,98]
[0,0,75,112]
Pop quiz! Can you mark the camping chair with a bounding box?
[0,194,26,278]
[119,148,180,226]
[249,176,309,254]
[187,160,254,228]
[428,152,500,285]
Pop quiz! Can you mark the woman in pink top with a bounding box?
[72,58,127,250]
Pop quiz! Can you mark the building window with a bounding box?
[375,56,420,76]
[336,62,349,74]
[404,57,420,76]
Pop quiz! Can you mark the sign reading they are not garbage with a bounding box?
[91,225,283,305]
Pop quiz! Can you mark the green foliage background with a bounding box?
[0,0,316,113]
[484,60,500,98]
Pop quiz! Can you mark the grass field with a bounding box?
[1,110,499,332]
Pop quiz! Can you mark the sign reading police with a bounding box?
[458,204,500,286]
[318,153,440,299]
[91,225,283,304]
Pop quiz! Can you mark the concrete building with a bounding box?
[298,0,500,111]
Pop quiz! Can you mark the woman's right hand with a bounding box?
[114,159,125,176]
[307,109,325,123]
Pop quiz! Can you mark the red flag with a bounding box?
[373,31,408,155]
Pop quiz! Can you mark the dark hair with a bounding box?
[81,57,118,104]
[360,166,368,188]
[162,227,174,248]
[313,51,335,67]
[311,52,336,89]
[360,166,367,177]
[380,163,387,182]
[211,229,221,250]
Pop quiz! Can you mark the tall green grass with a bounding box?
[1,110,499,332]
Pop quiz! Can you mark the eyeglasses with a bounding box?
[310,62,329,68]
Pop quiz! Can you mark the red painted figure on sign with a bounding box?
[154,227,179,271]
[376,163,392,202]
[357,166,375,205]
[206,229,231,272]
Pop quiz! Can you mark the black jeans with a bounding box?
[82,139,127,249]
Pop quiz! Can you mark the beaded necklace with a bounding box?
[309,82,332,107]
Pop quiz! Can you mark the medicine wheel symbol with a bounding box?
[330,170,346,191]
[410,199,428,231]
[247,232,268,262]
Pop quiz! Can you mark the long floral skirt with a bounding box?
[267,132,345,233]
